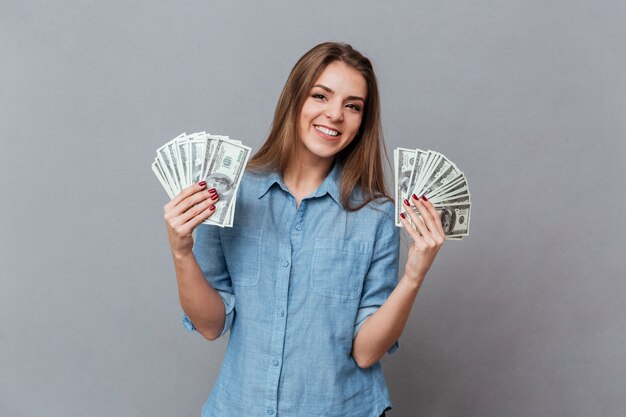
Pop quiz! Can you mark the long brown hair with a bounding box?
[248,42,390,211]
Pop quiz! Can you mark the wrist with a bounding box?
[400,273,425,291]
[171,248,195,263]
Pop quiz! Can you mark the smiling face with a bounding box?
[296,61,367,165]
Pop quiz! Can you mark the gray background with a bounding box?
[2,1,625,416]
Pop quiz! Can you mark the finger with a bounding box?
[177,204,217,236]
[411,195,436,228]
[176,193,219,225]
[421,197,444,230]
[420,197,446,242]
[164,181,208,213]
[170,187,217,218]
[411,195,439,240]
[399,211,424,244]
[402,198,431,241]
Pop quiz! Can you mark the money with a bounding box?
[394,147,471,240]
[152,132,251,227]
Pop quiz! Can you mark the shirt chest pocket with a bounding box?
[309,238,372,300]
[220,228,262,287]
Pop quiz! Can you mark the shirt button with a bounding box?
[278,309,284,317]
[272,359,279,366]
[295,223,302,231]
[266,408,274,415]
[282,260,289,268]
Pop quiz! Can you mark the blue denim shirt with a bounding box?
[183,162,400,417]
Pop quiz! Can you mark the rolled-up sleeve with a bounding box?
[353,204,400,355]
[181,223,235,338]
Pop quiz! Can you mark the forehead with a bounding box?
[314,61,367,98]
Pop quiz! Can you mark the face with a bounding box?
[297,61,367,164]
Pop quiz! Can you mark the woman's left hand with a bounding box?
[399,194,446,286]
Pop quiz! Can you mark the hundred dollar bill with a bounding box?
[156,133,186,194]
[413,151,441,197]
[436,204,471,237]
[432,192,471,206]
[201,134,228,180]
[416,155,453,197]
[406,149,429,197]
[399,149,428,224]
[167,137,185,193]
[420,160,462,198]
[428,176,467,201]
[404,200,471,237]
[151,160,175,199]
[176,134,190,189]
[395,148,416,225]
[189,134,208,185]
[202,138,251,226]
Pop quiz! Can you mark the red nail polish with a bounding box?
[412,194,418,200]
[400,213,406,219]
[421,195,428,201]
[210,205,215,211]
[199,181,206,187]
[211,194,218,201]
[403,199,410,206]
[208,188,217,194]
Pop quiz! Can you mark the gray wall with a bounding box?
[2,1,625,416]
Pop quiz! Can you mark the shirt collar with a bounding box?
[257,161,342,206]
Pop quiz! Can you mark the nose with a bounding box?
[325,101,344,122]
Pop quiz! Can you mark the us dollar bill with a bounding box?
[156,133,186,195]
[151,160,175,199]
[436,204,471,237]
[202,138,251,227]
[394,147,471,239]
[395,148,416,225]
[398,149,429,224]
[189,135,208,185]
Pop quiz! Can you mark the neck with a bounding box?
[283,150,334,202]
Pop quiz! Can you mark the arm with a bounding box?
[164,182,228,341]
[173,251,226,341]
[352,195,445,368]
[352,275,421,368]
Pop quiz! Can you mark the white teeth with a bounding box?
[315,126,340,136]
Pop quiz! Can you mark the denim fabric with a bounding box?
[183,162,400,417]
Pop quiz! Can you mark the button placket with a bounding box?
[265,239,291,417]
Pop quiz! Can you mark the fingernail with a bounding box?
[199,181,206,187]
[400,213,406,219]
[421,195,428,201]
[211,194,218,201]
[412,194,419,201]
[210,205,215,211]
[208,188,216,194]
[403,199,410,206]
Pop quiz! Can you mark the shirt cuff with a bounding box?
[181,290,235,338]
[353,307,400,356]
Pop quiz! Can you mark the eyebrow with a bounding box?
[313,84,365,103]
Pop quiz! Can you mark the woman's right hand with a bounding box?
[164,181,219,258]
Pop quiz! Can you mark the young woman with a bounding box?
[164,42,446,417]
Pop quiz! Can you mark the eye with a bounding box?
[346,103,361,112]
[312,93,326,101]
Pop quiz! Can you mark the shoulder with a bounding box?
[235,169,278,202]
[364,198,396,236]
[349,188,395,224]
[345,193,397,240]
[239,169,270,191]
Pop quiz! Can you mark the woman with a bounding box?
[164,42,445,417]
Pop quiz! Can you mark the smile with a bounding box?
[314,125,341,137]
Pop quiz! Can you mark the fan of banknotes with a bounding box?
[151,132,251,227]
[394,148,471,240]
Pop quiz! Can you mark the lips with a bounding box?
[314,125,342,137]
